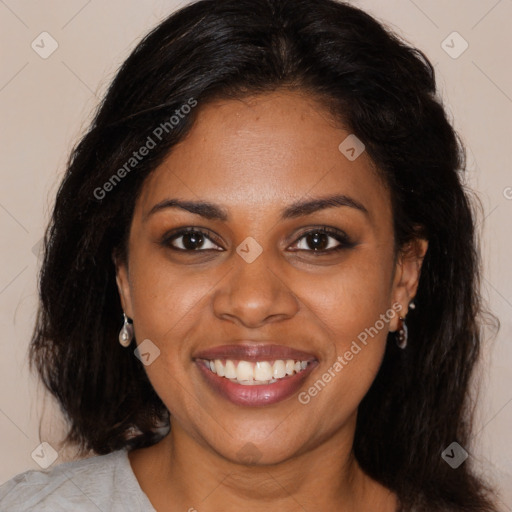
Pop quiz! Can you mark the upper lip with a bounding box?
[193,343,318,362]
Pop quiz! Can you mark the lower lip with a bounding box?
[195,360,318,407]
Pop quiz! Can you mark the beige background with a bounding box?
[1,0,511,508]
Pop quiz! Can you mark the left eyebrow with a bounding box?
[144,193,369,222]
[281,194,369,219]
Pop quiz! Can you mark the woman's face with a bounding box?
[116,90,426,464]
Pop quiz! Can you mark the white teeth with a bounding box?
[254,361,273,381]
[205,358,311,385]
[237,361,254,382]
[214,359,225,377]
[272,360,286,379]
[225,360,237,379]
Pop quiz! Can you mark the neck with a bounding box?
[128,415,397,512]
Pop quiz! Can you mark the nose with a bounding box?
[212,247,300,329]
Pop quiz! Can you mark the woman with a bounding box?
[0,0,499,510]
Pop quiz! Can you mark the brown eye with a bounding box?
[182,231,205,250]
[303,231,331,251]
[290,227,355,253]
[163,229,222,251]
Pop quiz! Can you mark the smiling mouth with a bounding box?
[199,358,313,385]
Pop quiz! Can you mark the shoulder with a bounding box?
[0,449,155,512]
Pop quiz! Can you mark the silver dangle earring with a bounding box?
[396,315,408,349]
[119,313,134,347]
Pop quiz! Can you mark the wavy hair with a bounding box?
[30,0,499,510]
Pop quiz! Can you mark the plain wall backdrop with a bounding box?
[1,0,511,508]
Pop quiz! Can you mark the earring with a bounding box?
[409,300,416,310]
[396,316,408,349]
[119,313,133,347]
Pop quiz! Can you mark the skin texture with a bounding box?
[115,90,428,511]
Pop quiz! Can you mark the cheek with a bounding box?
[299,296,392,424]
[127,244,210,337]
[125,252,218,405]
[126,254,212,421]
[302,249,394,393]
[304,247,394,341]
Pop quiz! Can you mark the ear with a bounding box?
[389,237,428,331]
[113,252,134,319]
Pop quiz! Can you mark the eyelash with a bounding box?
[161,226,355,254]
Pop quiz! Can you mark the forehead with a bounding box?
[136,90,390,225]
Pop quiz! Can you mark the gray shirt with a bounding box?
[0,448,156,511]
